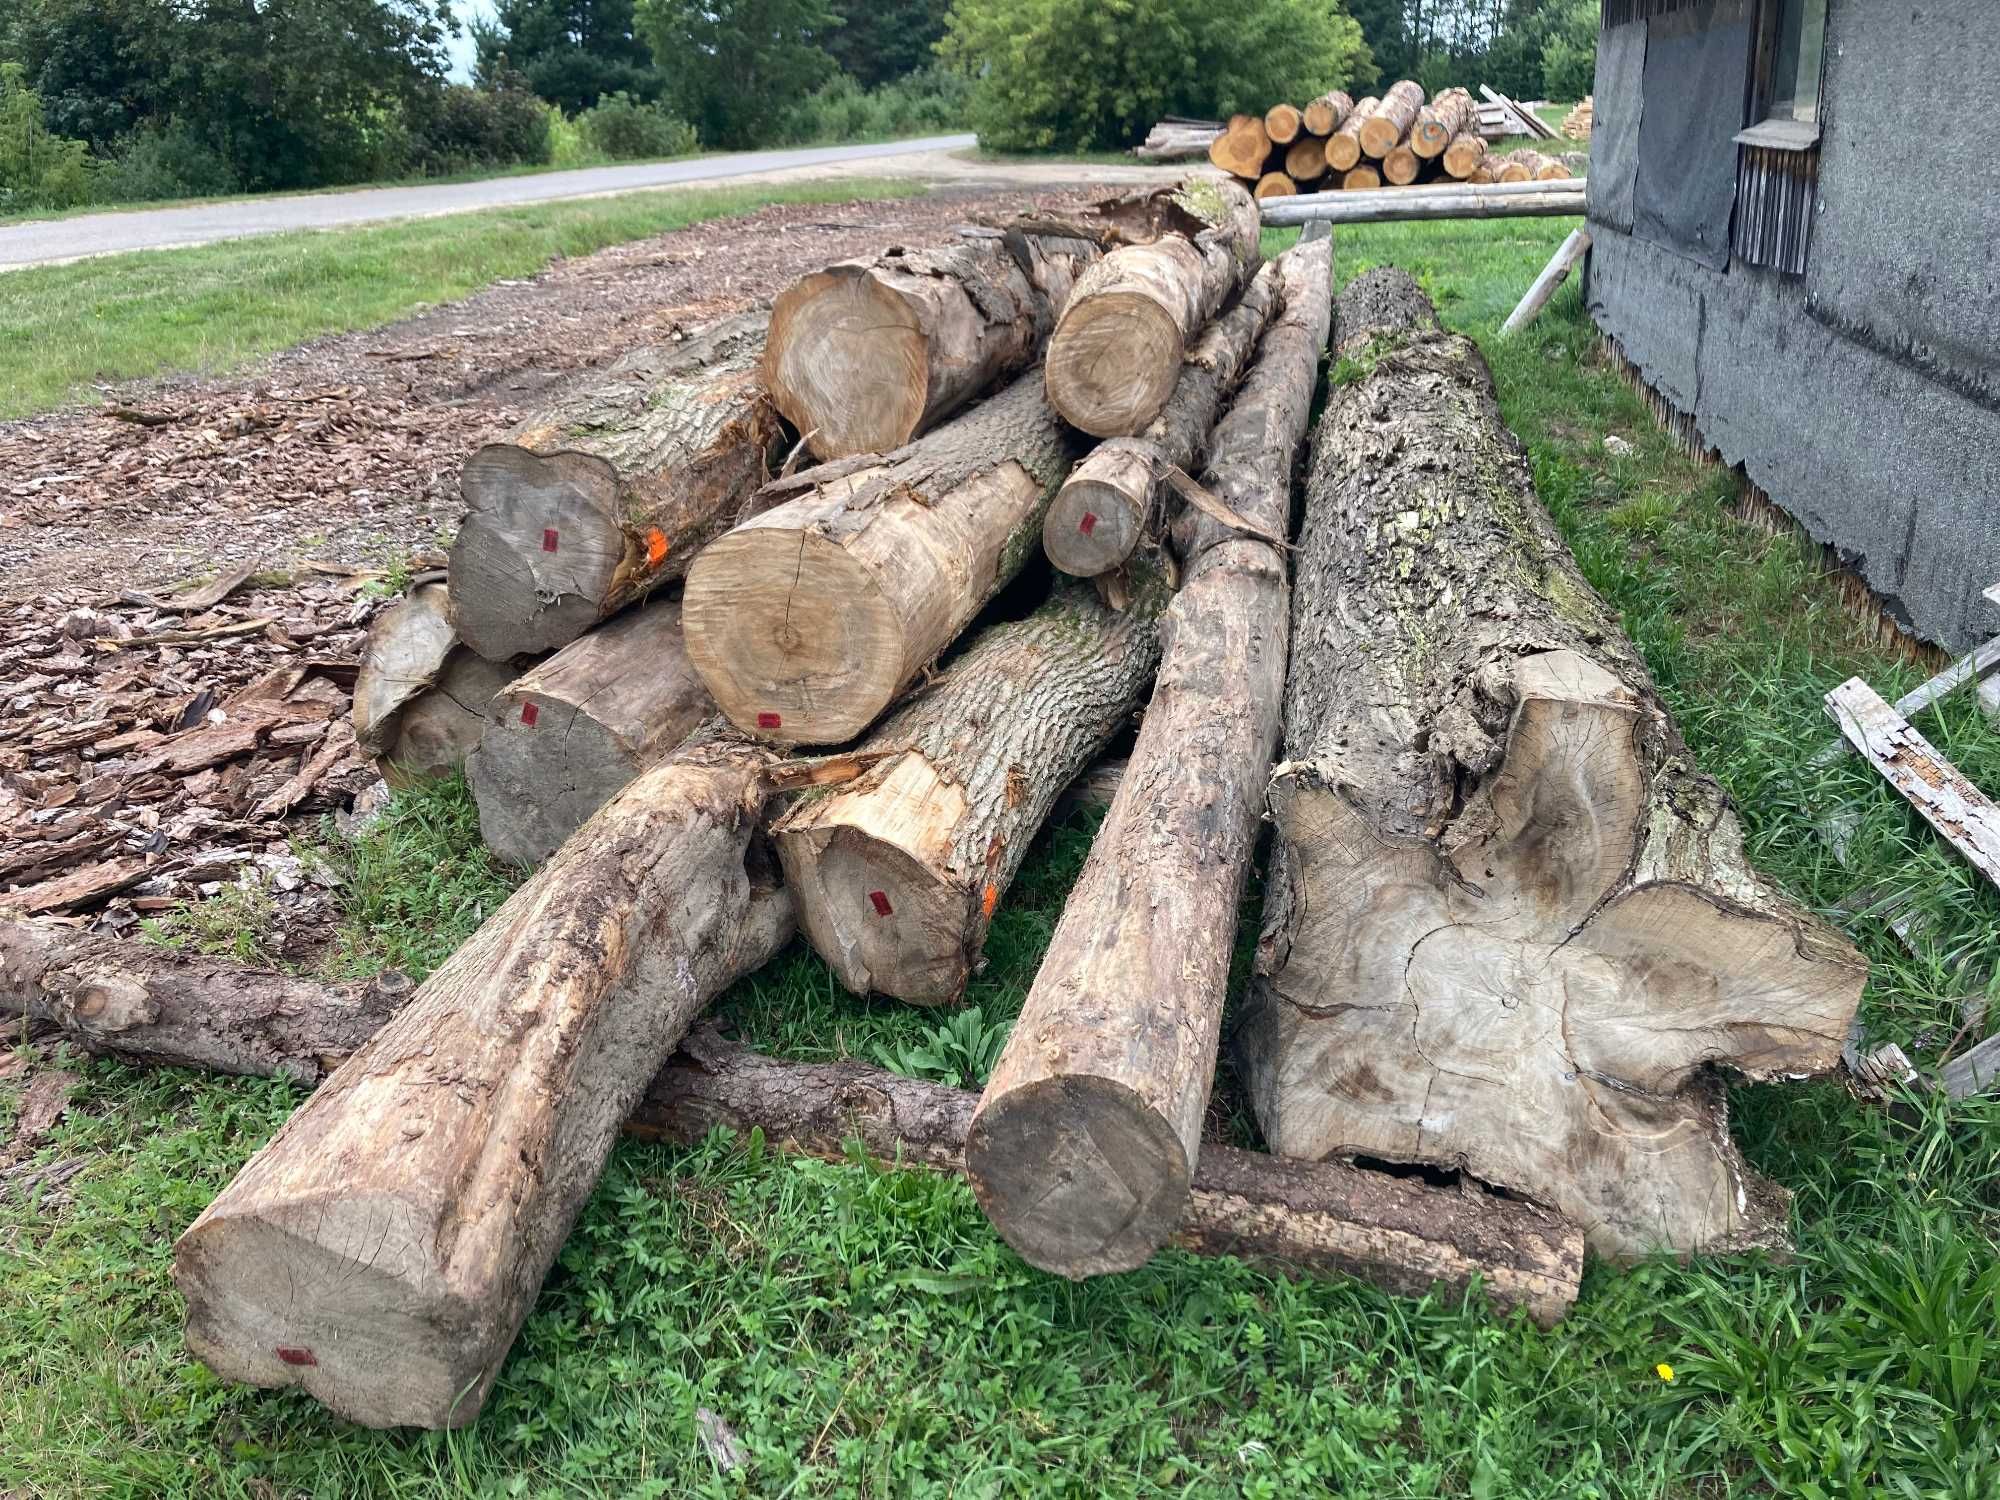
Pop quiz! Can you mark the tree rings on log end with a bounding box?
[967,1075,1191,1277]
[1045,292,1182,438]
[1043,442,1151,576]
[765,271,928,460]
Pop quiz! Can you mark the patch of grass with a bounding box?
[140,881,280,968]
[0,177,922,419]
[951,145,1140,168]
[6,215,1999,1498]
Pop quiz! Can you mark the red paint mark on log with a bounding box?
[868,890,893,917]
[1079,512,1098,536]
[520,702,539,728]
[756,712,782,730]
[542,528,560,553]
[275,1346,317,1367]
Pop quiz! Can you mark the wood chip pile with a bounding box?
[4,178,1866,1433]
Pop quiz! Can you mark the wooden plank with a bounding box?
[1941,1031,2000,1099]
[1824,677,2000,892]
[1500,228,1591,335]
[1809,635,2000,769]
[1480,85,1554,139]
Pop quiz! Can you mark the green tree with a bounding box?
[0,60,93,207]
[635,0,839,147]
[1539,0,1597,101]
[940,0,1372,153]
[473,0,663,113]
[822,0,950,89]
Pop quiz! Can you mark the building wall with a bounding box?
[1583,0,2000,649]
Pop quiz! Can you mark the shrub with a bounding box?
[577,92,698,160]
[0,62,94,210]
[92,121,240,202]
[1541,0,1599,103]
[940,0,1373,153]
[404,76,553,176]
[546,104,601,168]
[780,66,972,144]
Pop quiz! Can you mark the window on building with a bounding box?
[1732,0,1824,274]
[1764,0,1827,124]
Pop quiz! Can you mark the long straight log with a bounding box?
[466,596,714,865]
[1301,91,1354,136]
[762,228,1102,462]
[450,313,783,659]
[1359,80,1425,159]
[1042,260,1282,577]
[1324,96,1379,171]
[771,577,1165,1005]
[0,942,1581,1326]
[1260,184,1584,226]
[682,367,1084,745]
[172,729,803,1429]
[1412,88,1476,158]
[1044,179,1262,437]
[1239,270,1866,1262]
[965,240,1332,1280]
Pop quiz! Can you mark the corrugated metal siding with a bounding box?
[1600,0,1708,26]
[1732,143,1818,275]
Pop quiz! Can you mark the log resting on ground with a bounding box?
[467,596,714,865]
[682,367,1085,746]
[966,240,1333,1280]
[1359,80,1426,158]
[1260,183,1584,226]
[1043,260,1282,577]
[449,312,783,659]
[1239,269,1867,1261]
[762,228,1102,461]
[1043,179,1261,438]
[1442,130,1488,179]
[172,728,799,1429]
[381,649,521,783]
[1301,91,1354,136]
[350,582,457,757]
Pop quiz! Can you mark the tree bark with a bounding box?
[449,312,784,660]
[1412,88,1476,158]
[1442,130,1488,179]
[1259,184,1585,226]
[1283,135,1327,182]
[1324,95,1379,171]
[381,649,520,784]
[1043,260,1281,577]
[1506,149,1571,181]
[1494,152,1533,182]
[771,577,1165,1006]
[466,597,715,865]
[965,241,1332,1281]
[351,582,458,757]
[1359,80,1425,159]
[682,367,1085,747]
[1043,179,1261,438]
[1238,270,1867,1263]
[762,229,1102,462]
[172,729,798,1429]
[1253,171,1296,202]
[1207,118,1271,180]
[1301,91,1354,137]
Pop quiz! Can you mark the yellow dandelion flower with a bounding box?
[1656,1363,1676,1383]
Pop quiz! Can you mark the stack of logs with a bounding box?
[4,176,1867,1433]
[1205,84,1572,199]
[1564,97,1595,138]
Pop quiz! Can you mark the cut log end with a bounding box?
[1382,147,1420,185]
[1044,292,1183,438]
[1253,172,1297,202]
[1263,103,1302,145]
[1342,166,1382,191]
[764,271,928,459]
[1043,442,1151,576]
[967,1074,1191,1277]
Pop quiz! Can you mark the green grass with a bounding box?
[6,215,2000,1498]
[0,178,921,419]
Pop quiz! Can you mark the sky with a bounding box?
[446,0,495,81]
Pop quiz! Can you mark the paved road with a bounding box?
[0,134,987,271]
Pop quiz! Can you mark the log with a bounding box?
[1207,117,1270,179]
[381,649,520,784]
[1412,88,1476,158]
[172,729,800,1429]
[1358,80,1425,159]
[1324,96,1379,171]
[1043,179,1262,438]
[1283,135,1327,182]
[1253,171,1296,201]
[1508,149,1571,180]
[1441,129,1488,179]
[1382,143,1420,185]
[1499,227,1592,336]
[1301,90,1354,136]
[1042,260,1282,577]
[1495,152,1533,182]
[351,582,457,757]
[1238,269,1867,1262]
[762,228,1103,462]
[1263,102,1303,145]
[1260,184,1585,226]
[966,240,1333,1280]
[771,578,1165,1005]
[682,367,1085,745]
[449,312,783,660]
[1341,165,1382,191]
[466,597,715,865]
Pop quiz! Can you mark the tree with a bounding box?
[635,0,838,147]
[5,0,173,152]
[473,0,663,113]
[940,0,1373,153]
[821,0,950,89]
[1539,0,1596,101]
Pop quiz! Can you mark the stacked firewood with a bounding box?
[5,178,1869,1433]
[1564,96,1595,137]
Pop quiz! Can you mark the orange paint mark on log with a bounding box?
[981,884,998,919]
[646,528,669,567]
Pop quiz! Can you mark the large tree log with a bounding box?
[1324,96,1378,171]
[466,597,715,865]
[1263,102,1303,145]
[449,312,783,660]
[1382,143,1421,185]
[771,577,1165,1005]
[965,241,1333,1280]
[1253,171,1297,202]
[682,367,1085,746]
[172,729,803,1429]
[1301,90,1354,136]
[1283,135,1328,182]
[1412,88,1476,158]
[1442,130,1488,179]
[1259,183,1585,225]
[380,649,521,784]
[762,228,1102,462]
[1359,80,1425,158]
[1042,260,1282,577]
[1238,270,1867,1262]
[1207,117,1271,179]
[1043,180,1262,438]
[1341,165,1382,191]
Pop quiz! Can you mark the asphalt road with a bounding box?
[0,134,981,271]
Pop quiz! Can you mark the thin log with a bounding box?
[1324,96,1379,171]
[682,366,1085,745]
[1412,89,1476,158]
[965,241,1332,1280]
[1301,91,1354,136]
[1359,80,1425,159]
[467,597,715,865]
[1498,227,1591,336]
[1238,270,1866,1262]
[1044,179,1262,437]
[1263,103,1303,145]
[762,228,1102,462]
[1441,130,1488,179]
[450,312,782,659]
[1261,184,1584,225]
[1043,261,1282,577]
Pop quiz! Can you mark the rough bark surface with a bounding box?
[450,312,783,659]
[1240,270,1867,1261]
[966,241,1333,1280]
[1301,91,1355,136]
[1360,81,1426,158]
[682,368,1086,746]
[763,230,1101,461]
[468,597,714,865]
[1412,89,1476,158]
[1325,97,1379,171]
[173,730,794,1429]
[1043,180,1262,438]
[351,582,457,756]
[1042,261,1282,577]
[772,578,1164,1005]
[381,649,520,783]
